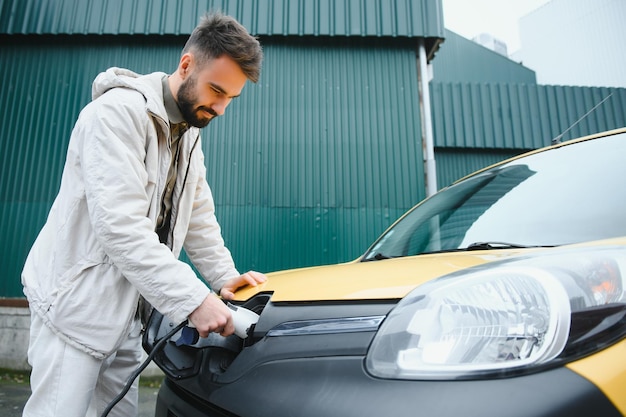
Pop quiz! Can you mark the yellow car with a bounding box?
[147,128,626,417]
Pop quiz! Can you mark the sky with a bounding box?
[442,0,552,54]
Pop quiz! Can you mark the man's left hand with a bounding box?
[220,270,267,300]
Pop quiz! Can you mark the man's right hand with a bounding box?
[188,293,234,337]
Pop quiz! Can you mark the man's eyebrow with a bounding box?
[210,82,241,99]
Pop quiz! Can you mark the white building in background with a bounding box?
[515,0,626,88]
[472,33,508,57]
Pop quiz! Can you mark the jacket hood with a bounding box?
[92,67,168,122]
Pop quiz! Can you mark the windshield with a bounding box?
[363,132,626,260]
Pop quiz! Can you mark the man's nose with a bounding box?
[212,97,231,116]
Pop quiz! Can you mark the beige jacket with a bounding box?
[22,68,239,359]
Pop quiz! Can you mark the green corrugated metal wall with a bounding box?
[0,36,182,298]
[203,36,425,271]
[431,82,626,150]
[0,34,424,297]
[0,0,445,299]
[432,30,537,84]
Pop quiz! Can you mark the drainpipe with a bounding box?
[418,38,437,197]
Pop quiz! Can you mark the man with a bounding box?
[21,12,266,417]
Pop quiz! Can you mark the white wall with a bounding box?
[0,307,162,376]
[518,0,626,88]
[0,307,30,370]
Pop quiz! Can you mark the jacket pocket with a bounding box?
[47,261,139,357]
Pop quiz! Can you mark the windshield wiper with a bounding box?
[362,252,394,262]
[465,241,556,251]
[364,242,558,260]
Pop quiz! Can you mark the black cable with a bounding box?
[100,319,188,417]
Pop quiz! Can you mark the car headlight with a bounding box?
[366,246,626,380]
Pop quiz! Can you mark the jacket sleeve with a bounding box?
[79,88,210,324]
[183,150,240,293]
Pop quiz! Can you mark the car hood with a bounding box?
[233,250,528,302]
[234,237,626,302]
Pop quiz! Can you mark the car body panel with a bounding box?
[156,356,623,417]
[233,250,525,302]
[566,339,626,412]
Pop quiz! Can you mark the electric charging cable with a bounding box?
[100,319,188,417]
[100,303,259,417]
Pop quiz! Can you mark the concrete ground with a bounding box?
[0,371,161,417]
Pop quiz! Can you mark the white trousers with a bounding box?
[23,312,143,417]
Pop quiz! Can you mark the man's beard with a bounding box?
[177,75,218,128]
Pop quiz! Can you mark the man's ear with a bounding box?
[179,53,194,79]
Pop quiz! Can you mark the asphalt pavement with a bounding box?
[0,374,161,417]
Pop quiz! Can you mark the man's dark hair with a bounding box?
[183,11,263,83]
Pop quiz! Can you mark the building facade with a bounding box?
[0,0,625,302]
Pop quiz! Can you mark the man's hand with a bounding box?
[188,293,234,337]
[188,271,267,338]
[220,270,267,300]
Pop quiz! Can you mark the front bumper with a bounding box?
[155,353,622,417]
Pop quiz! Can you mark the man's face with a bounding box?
[177,54,248,128]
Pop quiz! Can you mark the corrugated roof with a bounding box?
[0,0,445,38]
